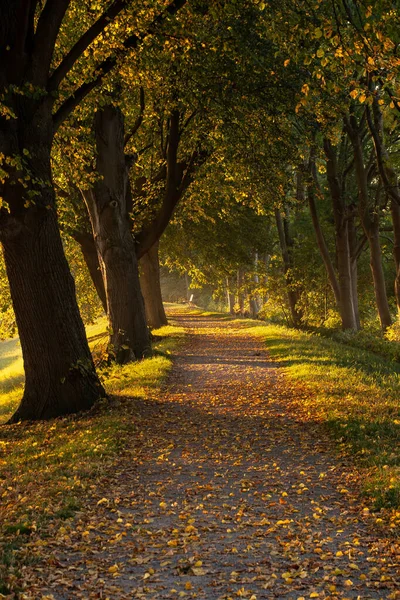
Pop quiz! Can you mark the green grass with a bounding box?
[243,322,400,516]
[0,318,184,594]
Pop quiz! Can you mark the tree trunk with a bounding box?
[83,104,151,363]
[307,173,341,306]
[0,86,105,421]
[368,219,392,330]
[73,231,107,313]
[324,139,359,330]
[237,269,245,316]
[348,215,361,330]
[336,221,359,329]
[390,200,400,312]
[2,190,105,422]
[345,116,392,330]
[224,277,235,314]
[366,98,400,313]
[139,241,168,329]
[274,208,302,327]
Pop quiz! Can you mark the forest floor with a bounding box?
[11,311,399,600]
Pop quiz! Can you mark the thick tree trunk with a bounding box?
[0,90,105,420]
[139,241,168,329]
[274,208,302,327]
[73,231,107,313]
[84,105,151,363]
[2,189,104,422]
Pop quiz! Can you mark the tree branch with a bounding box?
[124,86,145,147]
[32,0,71,82]
[53,56,115,130]
[48,0,129,91]
[53,0,187,128]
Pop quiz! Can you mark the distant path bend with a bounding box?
[29,312,400,599]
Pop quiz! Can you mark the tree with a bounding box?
[0,0,186,420]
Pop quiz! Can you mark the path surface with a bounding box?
[24,314,399,599]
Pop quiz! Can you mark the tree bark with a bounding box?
[366,99,400,313]
[324,139,359,330]
[0,47,105,420]
[307,166,341,306]
[274,208,302,327]
[2,174,104,421]
[390,200,400,312]
[83,104,151,363]
[139,241,168,329]
[345,116,392,330]
[237,269,245,316]
[224,277,235,314]
[73,231,107,313]
[348,214,361,330]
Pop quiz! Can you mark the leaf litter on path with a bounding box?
[17,313,400,599]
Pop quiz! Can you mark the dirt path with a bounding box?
[24,314,399,599]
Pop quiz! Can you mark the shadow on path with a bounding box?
[25,313,399,600]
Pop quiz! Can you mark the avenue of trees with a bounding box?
[0,0,399,421]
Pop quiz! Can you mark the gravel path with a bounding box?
[23,313,399,599]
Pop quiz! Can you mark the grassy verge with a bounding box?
[242,322,400,519]
[0,319,184,595]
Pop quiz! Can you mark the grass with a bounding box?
[241,321,400,516]
[0,317,184,595]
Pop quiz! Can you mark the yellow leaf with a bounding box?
[284,59,290,67]
[316,48,324,58]
[185,582,192,590]
[350,89,359,99]
[192,567,206,576]
[108,564,119,573]
[314,28,322,39]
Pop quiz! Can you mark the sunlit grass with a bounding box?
[0,338,24,422]
[246,323,400,512]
